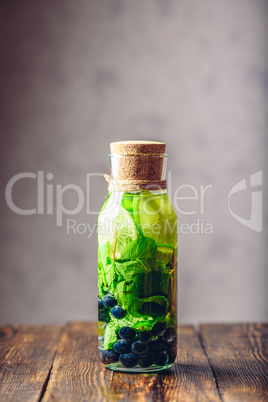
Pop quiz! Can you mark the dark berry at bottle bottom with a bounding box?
[131,341,149,355]
[151,322,166,336]
[167,350,177,364]
[118,326,136,342]
[113,340,131,354]
[162,327,176,343]
[137,331,152,343]
[99,349,119,364]
[139,354,154,368]
[119,353,139,368]
[154,351,169,366]
[148,339,165,354]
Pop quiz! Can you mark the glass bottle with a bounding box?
[98,141,177,372]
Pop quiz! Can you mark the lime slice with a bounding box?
[138,192,177,248]
[156,245,174,265]
[138,193,160,242]
[98,192,138,259]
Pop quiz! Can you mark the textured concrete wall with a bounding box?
[0,0,267,325]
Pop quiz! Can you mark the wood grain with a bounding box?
[43,322,113,401]
[43,323,220,401]
[2,323,266,401]
[200,323,268,401]
[156,326,221,402]
[0,325,61,402]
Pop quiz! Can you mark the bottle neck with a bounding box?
[109,154,167,182]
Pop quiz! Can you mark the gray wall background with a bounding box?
[0,0,267,325]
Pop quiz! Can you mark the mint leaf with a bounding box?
[111,311,159,332]
[131,314,159,331]
[103,321,118,350]
[164,312,177,329]
[138,295,169,308]
[156,245,174,265]
[114,281,134,311]
[131,271,171,299]
[137,295,170,314]
[105,263,116,286]
[98,247,107,292]
[98,280,104,299]
[113,270,171,316]
[120,236,157,260]
[114,259,151,282]
[99,242,112,267]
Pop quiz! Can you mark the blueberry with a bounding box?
[99,349,119,364]
[167,349,177,363]
[151,322,166,336]
[165,336,177,351]
[148,339,165,354]
[118,327,136,342]
[131,341,149,355]
[113,340,131,354]
[111,305,126,319]
[166,337,177,363]
[102,294,116,308]
[162,327,176,343]
[154,351,169,366]
[137,331,152,343]
[139,354,154,368]
[166,336,177,348]
[119,353,139,368]
[98,298,104,309]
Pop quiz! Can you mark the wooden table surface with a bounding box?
[0,323,267,401]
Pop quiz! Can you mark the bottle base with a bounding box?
[102,362,174,373]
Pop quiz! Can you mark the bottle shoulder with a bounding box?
[99,191,176,217]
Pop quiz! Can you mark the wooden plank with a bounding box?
[199,323,268,401]
[44,323,220,401]
[0,325,61,402]
[155,325,221,401]
[43,322,113,401]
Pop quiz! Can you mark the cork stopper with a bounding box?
[110,140,166,182]
[110,140,166,155]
